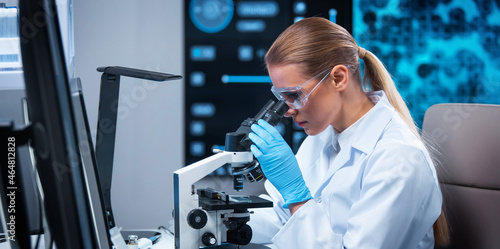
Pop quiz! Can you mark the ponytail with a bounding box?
[265,17,450,246]
[361,48,450,247]
[361,50,418,136]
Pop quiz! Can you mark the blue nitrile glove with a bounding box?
[248,119,312,208]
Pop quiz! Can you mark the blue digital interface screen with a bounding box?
[184,0,352,167]
[353,0,500,126]
[184,0,500,169]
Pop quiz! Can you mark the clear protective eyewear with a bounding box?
[271,67,333,110]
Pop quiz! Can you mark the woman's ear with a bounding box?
[330,65,349,91]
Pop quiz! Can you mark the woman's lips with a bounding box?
[296,121,307,127]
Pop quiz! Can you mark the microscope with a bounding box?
[173,100,289,249]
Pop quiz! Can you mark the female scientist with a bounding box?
[247,17,449,248]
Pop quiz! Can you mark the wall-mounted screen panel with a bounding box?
[353,0,500,126]
[184,0,353,168]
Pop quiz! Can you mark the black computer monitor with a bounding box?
[0,89,42,245]
[18,0,111,248]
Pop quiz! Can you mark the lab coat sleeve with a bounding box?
[248,180,291,244]
[268,173,344,249]
[271,143,442,249]
[248,204,283,244]
[272,200,344,249]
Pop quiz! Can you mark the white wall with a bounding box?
[74,0,184,229]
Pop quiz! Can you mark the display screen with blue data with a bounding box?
[184,0,352,168]
[184,0,500,170]
[353,0,500,126]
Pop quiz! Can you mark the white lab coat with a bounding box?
[249,91,442,249]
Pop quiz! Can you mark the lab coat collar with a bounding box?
[315,91,395,196]
[336,90,395,155]
[336,111,364,152]
[351,91,396,154]
[320,125,336,149]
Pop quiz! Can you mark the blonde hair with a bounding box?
[265,17,449,246]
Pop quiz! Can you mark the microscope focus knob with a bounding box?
[202,232,217,246]
[223,220,238,230]
[187,209,207,229]
[227,224,252,245]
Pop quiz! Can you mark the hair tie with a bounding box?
[357,46,367,60]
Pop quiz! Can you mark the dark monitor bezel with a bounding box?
[19,0,111,248]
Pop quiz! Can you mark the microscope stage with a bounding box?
[199,195,273,211]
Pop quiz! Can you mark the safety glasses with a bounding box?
[271,67,333,110]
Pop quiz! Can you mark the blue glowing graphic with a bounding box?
[190,141,206,156]
[353,0,500,126]
[190,120,206,136]
[190,45,216,61]
[191,102,216,117]
[293,1,306,15]
[236,20,266,33]
[237,1,279,18]
[190,71,206,87]
[221,75,272,83]
[329,8,337,23]
[189,0,234,33]
[238,45,254,61]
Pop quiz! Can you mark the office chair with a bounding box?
[422,104,500,249]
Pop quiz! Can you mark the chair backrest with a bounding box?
[422,104,500,249]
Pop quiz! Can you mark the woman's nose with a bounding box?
[284,108,297,117]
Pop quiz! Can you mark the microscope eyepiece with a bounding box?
[263,100,289,126]
[234,100,289,151]
[226,99,289,191]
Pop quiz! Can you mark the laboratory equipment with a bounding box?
[174,100,288,249]
[127,235,139,249]
[93,66,182,248]
[94,66,182,233]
